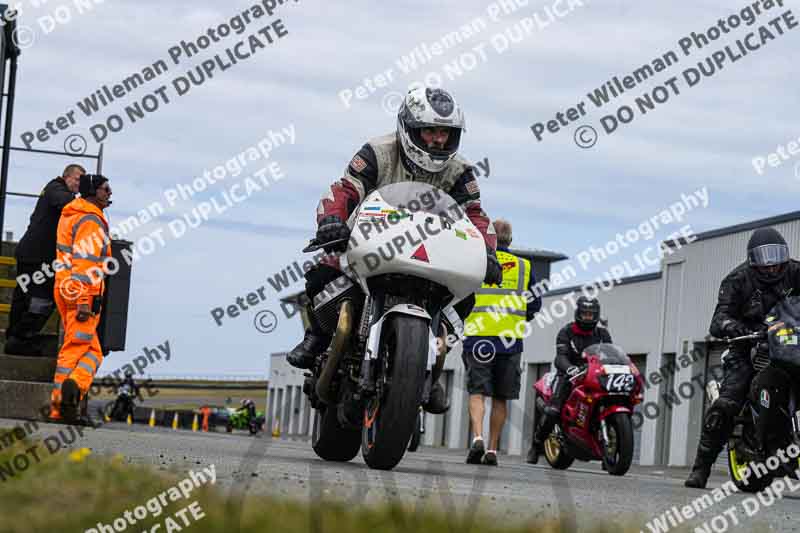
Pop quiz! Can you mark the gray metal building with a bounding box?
[267,211,800,466]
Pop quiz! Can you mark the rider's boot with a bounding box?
[527,405,560,464]
[287,305,331,370]
[526,439,542,465]
[685,444,715,489]
[685,405,732,488]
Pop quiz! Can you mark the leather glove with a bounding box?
[484,250,502,285]
[722,320,749,338]
[316,215,350,253]
[566,365,583,378]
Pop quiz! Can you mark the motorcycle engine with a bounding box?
[313,276,363,334]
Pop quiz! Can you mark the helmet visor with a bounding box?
[748,244,789,267]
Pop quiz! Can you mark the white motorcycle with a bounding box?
[302,182,486,470]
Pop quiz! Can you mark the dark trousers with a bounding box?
[534,371,571,443]
[692,346,754,466]
[7,260,55,340]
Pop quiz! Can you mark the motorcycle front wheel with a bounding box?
[728,442,773,493]
[601,413,634,476]
[362,315,428,470]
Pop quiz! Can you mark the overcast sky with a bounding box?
[5,0,799,377]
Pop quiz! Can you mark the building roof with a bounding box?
[544,271,662,297]
[508,247,569,263]
[664,210,800,248]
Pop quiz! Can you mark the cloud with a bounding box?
[7,0,798,374]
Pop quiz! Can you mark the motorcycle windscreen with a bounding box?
[583,343,631,365]
[346,182,486,301]
[766,295,800,366]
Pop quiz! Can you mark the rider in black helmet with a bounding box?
[685,227,800,488]
[527,295,612,464]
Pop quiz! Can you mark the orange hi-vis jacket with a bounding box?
[50,198,111,419]
[54,197,111,305]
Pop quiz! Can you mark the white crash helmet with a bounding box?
[396,86,465,173]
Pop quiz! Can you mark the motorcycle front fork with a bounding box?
[600,419,610,445]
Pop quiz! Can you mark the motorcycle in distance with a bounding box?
[225,408,266,435]
[706,300,800,492]
[102,383,136,422]
[533,344,645,476]
[302,182,486,470]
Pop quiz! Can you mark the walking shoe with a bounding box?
[482,450,498,466]
[466,437,485,464]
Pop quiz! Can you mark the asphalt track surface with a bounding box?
[3,419,799,532]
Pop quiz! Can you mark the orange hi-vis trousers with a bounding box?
[49,291,104,420]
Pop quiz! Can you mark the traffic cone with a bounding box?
[272,417,280,438]
[126,413,132,425]
[191,413,199,432]
[148,409,156,427]
[172,412,179,430]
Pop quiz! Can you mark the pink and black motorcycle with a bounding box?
[534,343,644,476]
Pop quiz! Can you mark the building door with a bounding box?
[267,388,275,434]
[291,385,302,434]
[275,389,284,435]
[655,354,676,465]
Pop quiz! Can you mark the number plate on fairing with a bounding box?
[602,373,635,393]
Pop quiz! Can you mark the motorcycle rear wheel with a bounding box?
[362,315,429,470]
[311,404,361,462]
[543,426,575,470]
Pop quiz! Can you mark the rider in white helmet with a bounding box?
[287,86,502,415]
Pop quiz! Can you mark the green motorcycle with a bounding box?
[225,408,265,435]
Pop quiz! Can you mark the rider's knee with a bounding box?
[704,398,739,431]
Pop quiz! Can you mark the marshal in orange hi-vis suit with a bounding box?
[50,175,112,421]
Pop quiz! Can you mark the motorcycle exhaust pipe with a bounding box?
[315,299,353,405]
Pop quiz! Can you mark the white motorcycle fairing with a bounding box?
[345,189,486,302]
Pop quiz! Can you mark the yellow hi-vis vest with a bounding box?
[465,250,531,339]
